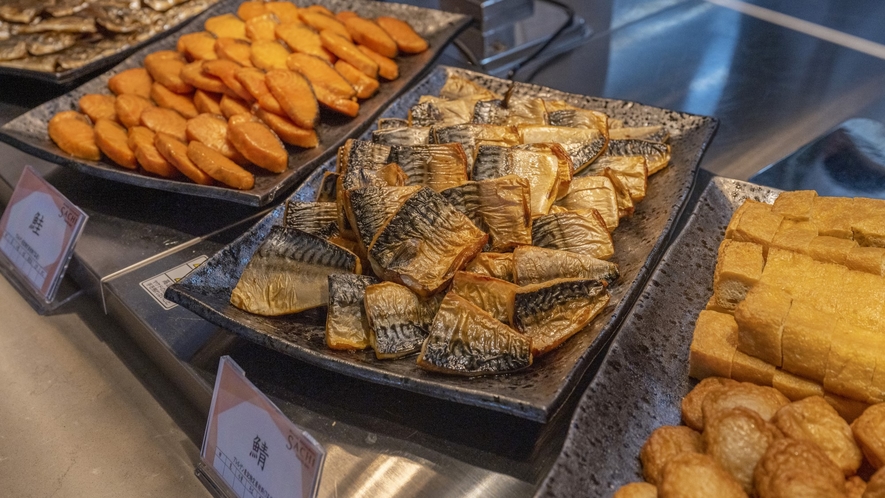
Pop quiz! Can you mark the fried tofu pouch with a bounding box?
[851,403,885,469]
[703,407,782,494]
[659,453,748,498]
[613,482,659,498]
[640,426,704,485]
[701,382,790,425]
[753,438,846,498]
[681,377,739,431]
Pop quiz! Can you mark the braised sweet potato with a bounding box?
[254,108,319,148]
[245,13,279,42]
[236,1,267,21]
[48,111,100,161]
[108,67,153,98]
[275,21,334,63]
[79,94,117,123]
[286,52,355,99]
[376,16,428,54]
[186,113,247,164]
[235,67,284,115]
[250,40,290,71]
[150,82,199,119]
[227,118,288,173]
[139,107,188,142]
[320,30,377,79]
[155,132,214,185]
[127,126,179,178]
[144,51,192,94]
[187,141,254,190]
[215,37,254,67]
[300,11,351,41]
[205,14,247,40]
[202,59,254,101]
[219,94,252,118]
[94,118,137,169]
[265,2,301,24]
[115,94,156,129]
[179,61,227,95]
[193,89,223,115]
[177,31,218,61]
[265,69,319,129]
[357,45,398,80]
[344,16,398,58]
[335,60,378,99]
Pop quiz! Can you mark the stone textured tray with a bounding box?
[166,66,719,422]
[536,178,780,496]
[0,0,469,206]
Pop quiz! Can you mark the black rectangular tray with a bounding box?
[0,0,469,206]
[166,66,719,422]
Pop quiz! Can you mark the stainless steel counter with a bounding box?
[4,0,885,496]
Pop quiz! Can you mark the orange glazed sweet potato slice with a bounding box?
[375,17,428,54]
[139,107,188,143]
[235,67,285,115]
[265,2,301,23]
[320,30,377,79]
[215,37,254,67]
[201,59,254,102]
[254,108,318,148]
[344,17,398,58]
[48,111,100,161]
[79,94,117,123]
[219,94,252,118]
[187,141,254,190]
[300,10,351,41]
[335,11,358,23]
[236,1,267,21]
[186,113,247,164]
[205,14,247,40]
[150,82,198,119]
[335,60,378,99]
[286,52,355,99]
[154,132,214,185]
[115,94,156,129]
[179,61,227,95]
[265,69,319,129]
[250,39,290,70]
[177,32,218,61]
[245,13,279,42]
[108,67,153,98]
[227,118,288,173]
[275,21,335,63]
[356,45,398,80]
[127,126,179,178]
[193,90,223,115]
[94,118,137,169]
[144,51,192,94]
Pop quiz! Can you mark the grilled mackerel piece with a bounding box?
[439,74,500,101]
[326,273,379,351]
[609,126,669,143]
[377,118,410,130]
[512,246,619,286]
[554,175,620,231]
[517,124,601,145]
[511,278,610,356]
[387,143,469,192]
[409,96,477,127]
[316,172,339,202]
[465,252,514,282]
[532,210,615,260]
[372,126,431,146]
[284,201,338,236]
[418,293,532,376]
[364,281,441,359]
[230,227,360,316]
[347,185,421,255]
[337,139,394,181]
[544,100,609,135]
[472,144,562,218]
[603,138,671,175]
[441,174,532,252]
[450,271,518,323]
[432,124,520,170]
[472,97,547,126]
[560,138,608,175]
[580,155,648,202]
[336,139,398,239]
[368,187,487,297]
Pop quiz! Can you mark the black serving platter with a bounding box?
[166,66,719,423]
[0,0,469,206]
[535,178,780,496]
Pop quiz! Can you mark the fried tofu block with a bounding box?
[772,369,825,401]
[851,403,885,469]
[811,196,854,239]
[780,300,836,383]
[725,199,783,255]
[772,190,817,221]
[824,324,881,403]
[773,395,862,476]
[640,425,703,485]
[769,219,818,254]
[824,394,870,424]
[712,240,764,312]
[345,17,398,58]
[108,67,152,98]
[732,350,776,386]
[852,197,885,247]
[733,283,792,367]
[807,235,858,265]
[759,248,849,316]
[701,382,790,424]
[705,295,733,314]
[48,111,101,161]
[689,310,738,381]
[375,16,428,54]
[754,438,847,498]
[846,246,885,276]
[176,31,218,61]
[205,14,247,40]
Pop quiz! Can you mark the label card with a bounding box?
[202,356,325,498]
[0,166,87,303]
[140,255,208,310]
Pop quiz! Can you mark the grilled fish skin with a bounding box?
[438,74,500,101]
[512,246,619,286]
[372,126,431,147]
[532,209,615,260]
[604,138,671,175]
[368,187,488,297]
[26,32,79,56]
[0,4,38,24]
[230,226,361,316]
[517,124,600,145]
[472,97,547,126]
[560,138,608,175]
[472,143,561,218]
[316,172,339,202]
[387,143,468,192]
[432,123,520,170]
[347,185,421,255]
[441,174,532,252]
[284,201,338,236]
[417,293,532,376]
[364,281,439,359]
[451,271,518,323]
[543,100,608,133]
[377,117,410,130]
[602,168,635,219]
[608,126,668,143]
[326,273,378,351]
[337,139,392,179]
[510,278,609,356]
[465,252,514,282]
[554,175,620,231]
[580,155,648,202]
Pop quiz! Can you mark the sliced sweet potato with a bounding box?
[219,94,252,119]
[265,69,319,129]
[375,16,428,54]
[356,45,398,80]
[250,39,290,70]
[94,118,137,169]
[179,61,227,95]
[177,32,218,61]
[265,2,301,23]
[115,94,156,129]
[150,82,198,119]
[108,67,153,98]
[320,30,377,79]
[187,141,254,190]
[227,118,288,173]
[79,94,117,123]
[236,1,267,21]
[127,126,179,178]
[144,51,192,94]
[235,67,284,115]
[344,17,398,58]
[48,111,100,161]
[205,14,247,40]
[286,52,355,100]
[193,89,223,115]
[139,107,188,143]
[201,59,254,101]
[245,13,279,42]
[154,132,214,185]
[254,108,319,148]
[275,21,335,63]
[186,113,247,164]
[215,37,254,67]
[335,59,378,99]
[300,11,351,41]
[305,5,334,17]
[335,11,358,23]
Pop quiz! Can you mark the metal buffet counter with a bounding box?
[3,0,885,496]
